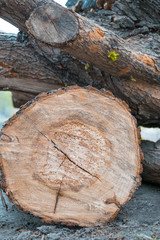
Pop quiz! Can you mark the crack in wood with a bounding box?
[22,115,102,183]
[57,159,66,171]
[54,177,64,214]
[50,139,101,180]
[38,130,102,182]
[15,136,20,143]
[105,193,121,209]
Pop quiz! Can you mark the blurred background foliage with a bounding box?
[0,91,18,129]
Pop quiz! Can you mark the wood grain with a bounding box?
[0,86,142,227]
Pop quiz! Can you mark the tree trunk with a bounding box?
[141,140,160,185]
[0,86,142,227]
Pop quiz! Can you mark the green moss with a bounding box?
[131,77,136,82]
[85,63,90,70]
[108,52,119,62]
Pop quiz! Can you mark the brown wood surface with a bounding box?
[0,86,142,227]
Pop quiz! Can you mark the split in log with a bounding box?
[141,140,160,185]
[0,86,142,227]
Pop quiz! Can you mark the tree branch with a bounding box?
[26,2,160,85]
[0,0,159,85]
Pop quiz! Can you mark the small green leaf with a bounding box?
[131,77,136,82]
[108,52,119,62]
[85,63,90,70]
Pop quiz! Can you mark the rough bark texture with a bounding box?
[0,31,160,127]
[0,32,63,94]
[0,86,142,227]
[26,2,160,85]
[0,0,55,32]
[141,140,160,185]
[66,0,97,10]
[67,0,160,23]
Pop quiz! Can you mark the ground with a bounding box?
[0,183,160,240]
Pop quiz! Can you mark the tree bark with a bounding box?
[26,2,160,85]
[0,86,142,227]
[66,0,97,10]
[0,32,63,94]
[1,32,160,127]
[141,140,160,185]
[0,0,159,85]
[67,0,160,23]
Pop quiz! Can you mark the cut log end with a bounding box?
[0,86,142,227]
[26,2,79,45]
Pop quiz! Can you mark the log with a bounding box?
[67,0,160,23]
[1,32,160,127]
[26,2,160,85]
[0,32,63,94]
[141,140,160,185]
[0,0,159,85]
[0,86,142,227]
[0,1,160,127]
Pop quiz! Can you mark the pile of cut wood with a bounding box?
[0,0,159,227]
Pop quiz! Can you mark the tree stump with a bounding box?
[0,86,142,227]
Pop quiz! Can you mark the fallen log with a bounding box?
[26,2,160,85]
[141,140,160,185]
[1,32,160,127]
[0,0,160,86]
[0,86,142,227]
